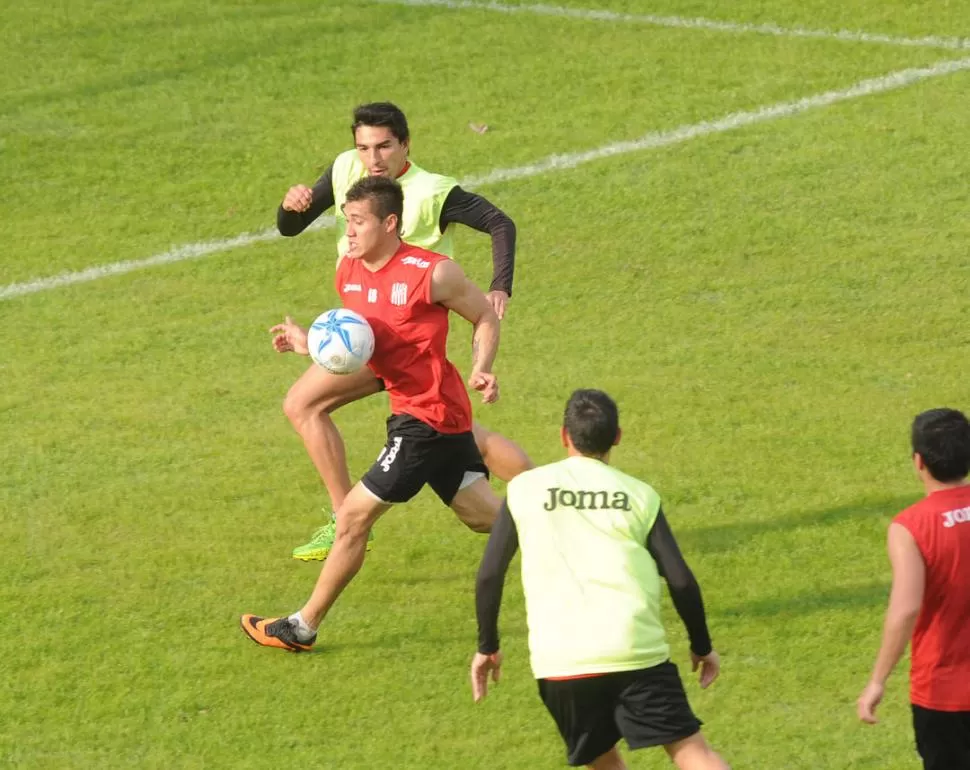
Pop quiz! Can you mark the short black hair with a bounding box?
[911,408,970,483]
[351,102,410,143]
[343,176,404,232]
[563,389,619,456]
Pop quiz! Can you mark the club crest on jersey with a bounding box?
[391,282,408,306]
[401,256,431,269]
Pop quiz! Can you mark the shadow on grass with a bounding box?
[677,495,916,554]
[713,581,889,620]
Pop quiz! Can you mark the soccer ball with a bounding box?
[307,308,375,375]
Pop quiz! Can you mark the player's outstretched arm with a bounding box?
[277,165,337,237]
[646,509,719,688]
[431,260,500,403]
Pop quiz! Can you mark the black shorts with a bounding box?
[538,661,702,767]
[913,705,970,770]
[361,414,487,505]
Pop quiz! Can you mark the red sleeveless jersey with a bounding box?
[335,243,472,434]
[894,485,970,711]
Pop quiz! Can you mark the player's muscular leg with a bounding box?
[472,423,534,483]
[664,734,730,770]
[299,483,391,628]
[450,477,501,533]
[283,365,383,510]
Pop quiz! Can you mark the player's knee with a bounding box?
[475,431,534,482]
[466,517,492,534]
[458,504,496,534]
[282,388,308,425]
[506,441,534,476]
[283,388,336,427]
[335,515,372,544]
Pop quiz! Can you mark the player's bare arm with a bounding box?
[430,259,500,404]
[857,523,925,724]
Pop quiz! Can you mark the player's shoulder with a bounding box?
[333,148,359,166]
[402,160,457,194]
[506,465,555,505]
[332,149,365,181]
[397,243,451,269]
[570,462,661,519]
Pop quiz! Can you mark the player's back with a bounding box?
[894,485,970,710]
[506,456,670,677]
[335,244,471,435]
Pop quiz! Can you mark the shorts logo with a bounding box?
[942,506,970,528]
[367,288,378,304]
[402,256,431,269]
[380,437,403,472]
[390,282,408,306]
[342,283,362,293]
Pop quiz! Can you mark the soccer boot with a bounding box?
[291,514,375,561]
[239,615,316,652]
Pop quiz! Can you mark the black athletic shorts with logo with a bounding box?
[361,414,488,505]
[912,705,970,770]
[538,661,702,767]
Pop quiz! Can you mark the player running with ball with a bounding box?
[276,102,531,562]
[242,176,506,651]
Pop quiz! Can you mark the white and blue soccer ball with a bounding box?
[307,308,375,375]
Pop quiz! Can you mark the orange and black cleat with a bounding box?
[240,615,316,652]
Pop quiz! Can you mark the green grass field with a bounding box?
[3,1,969,767]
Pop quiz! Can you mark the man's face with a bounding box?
[354,125,409,178]
[343,198,396,259]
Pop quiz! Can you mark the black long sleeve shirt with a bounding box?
[276,164,516,296]
[475,501,713,659]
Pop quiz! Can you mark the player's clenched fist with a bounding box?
[469,372,499,404]
[282,184,313,213]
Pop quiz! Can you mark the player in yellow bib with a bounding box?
[471,390,729,770]
[275,103,532,561]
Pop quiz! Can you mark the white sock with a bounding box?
[288,611,316,641]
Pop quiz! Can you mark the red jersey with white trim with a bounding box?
[893,485,970,711]
[335,242,472,434]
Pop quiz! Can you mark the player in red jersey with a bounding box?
[241,175,504,651]
[857,408,970,770]
[279,103,531,562]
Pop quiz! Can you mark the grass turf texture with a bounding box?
[2,1,970,767]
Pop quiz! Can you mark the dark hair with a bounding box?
[911,408,970,483]
[344,176,404,232]
[563,389,619,456]
[351,102,410,143]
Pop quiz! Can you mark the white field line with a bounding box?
[374,0,970,51]
[3,56,970,302]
